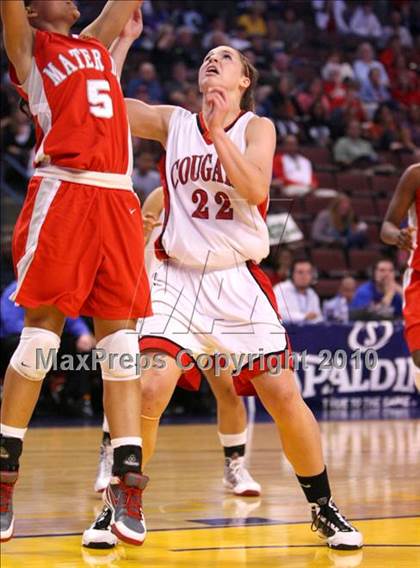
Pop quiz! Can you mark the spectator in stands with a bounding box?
[349,2,382,39]
[230,26,252,51]
[163,61,190,96]
[274,259,323,323]
[333,120,378,168]
[237,1,268,37]
[271,77,302,140]
[383,11,413,48]
[353,42,389,88]
[1,107,35,169]
[370,104,419,156]
[277,7,305,50]
[311,194,368,248]
[297,78,330,115]
[391,69,420,109]
[349,258,403,320]
[272,135,318,197]
[323,276,357,323]
[359,67,391,110]
[126,61,164,101]
[276,247,294,284]
[305,100,332,147]
[132,152,161,199]
[0,281,96,416]
[312,0,350,35]
[322,51,354,83]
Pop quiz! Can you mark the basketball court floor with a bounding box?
[1,420,419,567]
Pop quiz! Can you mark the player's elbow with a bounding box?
[248,186,269,206]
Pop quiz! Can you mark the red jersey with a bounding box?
[409,186,420,271]
[10,29,131,176]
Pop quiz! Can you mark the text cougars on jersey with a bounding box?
[171,154,233,189]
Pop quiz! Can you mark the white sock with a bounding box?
[0,423,27,440]
[102,415,109,433]
[111,436,142,449]
[218,429,247,448]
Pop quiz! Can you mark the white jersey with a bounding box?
[156,108,270,270]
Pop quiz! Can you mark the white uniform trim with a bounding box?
[33,165,133,190]
[11,178,62,302]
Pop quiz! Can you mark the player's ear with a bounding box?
[239,76,251,90]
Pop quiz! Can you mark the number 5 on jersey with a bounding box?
[87,80,113,118]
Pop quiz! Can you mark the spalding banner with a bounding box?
[285,322,419,412]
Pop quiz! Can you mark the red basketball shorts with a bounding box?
[11,176,152,320]
[403,267,420,353]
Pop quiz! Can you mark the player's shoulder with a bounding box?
[246,114,276,137]
[405,164,420,182]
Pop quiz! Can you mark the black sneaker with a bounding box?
[311,498,363,550]
[82,505,118,549]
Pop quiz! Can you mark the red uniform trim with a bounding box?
[403,269,420,353]
[196,111,247,145]
[139,336,203,391]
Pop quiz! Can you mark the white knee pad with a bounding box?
[96,329,140,381]
[10,327,61,381]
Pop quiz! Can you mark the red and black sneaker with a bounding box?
[0,471,18,542]
[104,472,148,546]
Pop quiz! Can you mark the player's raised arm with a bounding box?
[109,9,175,146]
[81,0,143,48]
[0,0,34,84]
[206,88,276,205]
[380,165,420,251]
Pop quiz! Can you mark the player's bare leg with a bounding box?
[91,318,148,547]
[205,369,261,496]
[252,369,362,550]
[1,306,65,542]
[83,351,180,549]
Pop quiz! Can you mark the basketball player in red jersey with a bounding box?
[0,1,150,546]
[381,165,420,390]
[84,10,362,551]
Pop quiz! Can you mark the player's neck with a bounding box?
[36,22,72,36]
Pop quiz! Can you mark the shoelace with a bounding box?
[228,459,254,484]
[0,483,14,513]
[122,485,143,520]
[311,501,353,533]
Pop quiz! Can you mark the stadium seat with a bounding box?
[376,198,390,217]
[400,153,418,169]
[315,278,341,299]
[371,175,399,196]
[348,249,382,276]
[300,146,332,169]
[336,172,371,195]
[316,171,336,189]
[351,197,378,221]
[312,248,348,277]
[305,195,335,215]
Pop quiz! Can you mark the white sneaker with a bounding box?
[223,456,261,497]
[94,443,113,493]
[82,505,118,549]
[311,497,363,550]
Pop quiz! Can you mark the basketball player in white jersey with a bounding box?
[84,9,362,550]
[93,186,261,501]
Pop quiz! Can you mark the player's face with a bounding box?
[28,0,80,26]
[199,46,250,94]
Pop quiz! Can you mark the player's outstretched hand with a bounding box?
[205,88,230,133]
[143,213,162,240]
[396,226,415,251]
[120,5,143,40]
